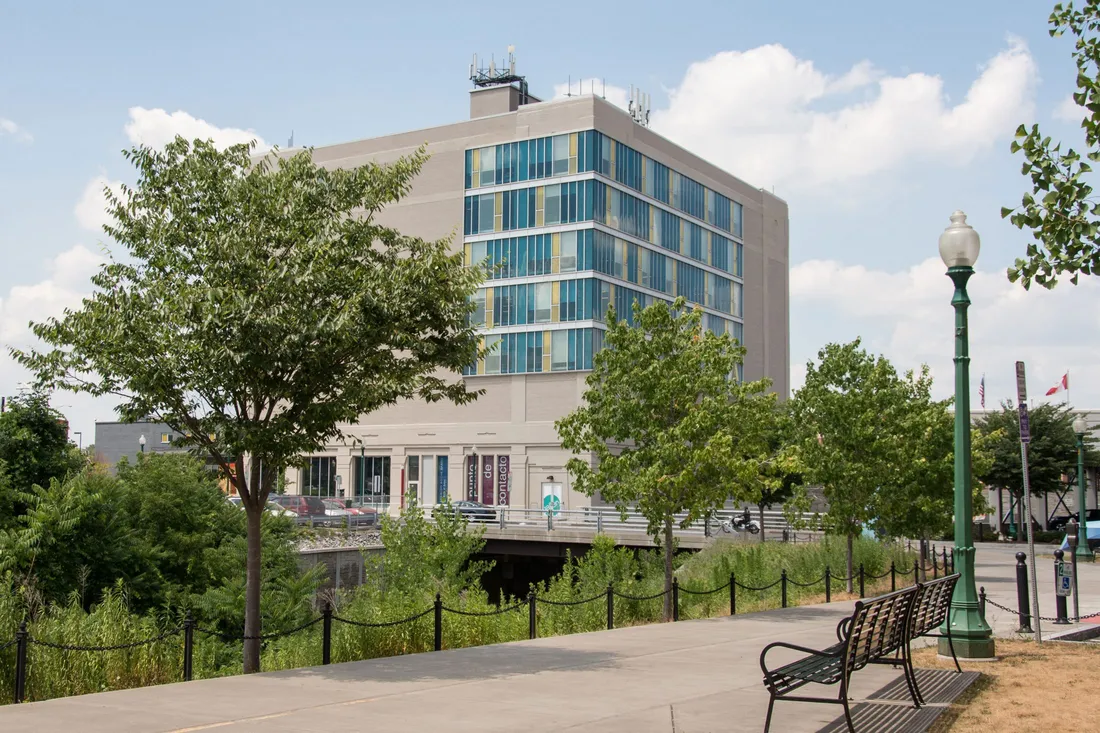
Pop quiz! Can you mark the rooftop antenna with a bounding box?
[470,45,530,105]
[628,85,651,127]
[288,130,294,148]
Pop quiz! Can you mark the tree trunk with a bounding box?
[663,517,674,622]
[846,532,854,594]
[243,502,263,673]
[758,505,766,543]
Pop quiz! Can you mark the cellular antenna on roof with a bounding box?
[288,130,294,148]
[628,85,651,127]
[470,45,531,105]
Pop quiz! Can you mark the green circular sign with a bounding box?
[543,494,561,515]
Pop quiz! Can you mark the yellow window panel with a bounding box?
[543,331,552,372]
[535,187,545,227]
[569,133,578,156]
[494,192,503,232]
[464,243,472,266]
[485,290,494,327]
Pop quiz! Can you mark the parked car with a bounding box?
[227,495,295,517]
[435,500,496,523]
[1049,509,1100,531]
[269,494,331,523]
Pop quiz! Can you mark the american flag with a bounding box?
[979,375,985,409]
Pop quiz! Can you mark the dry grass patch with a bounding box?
[912,638,1100,732]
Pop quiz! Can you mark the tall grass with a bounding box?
[0,536,914,705]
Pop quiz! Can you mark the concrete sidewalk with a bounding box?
[1,602,911,733]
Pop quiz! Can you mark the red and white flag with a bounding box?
[1046,372,1069,396]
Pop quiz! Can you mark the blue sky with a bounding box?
[1,0,1095,439]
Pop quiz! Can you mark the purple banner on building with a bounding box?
[497,455,510,506]
[466,454,478,502]
[481,455,495,505]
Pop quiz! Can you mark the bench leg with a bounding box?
[902,651,923,707]
[763,692,775,733]
[839,679,855,733]
[945,631,962,674]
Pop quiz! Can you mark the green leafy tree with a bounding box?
[1003,2,1100,288]
[556,299,773,620]
[975,402,1098,533]
[12,137,484,672]
[752,405,803,543]
[789,340,913,591]
[871,369,995,572]
[0,392,83,525]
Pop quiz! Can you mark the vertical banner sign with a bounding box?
[466,455,478,502]
[497,455,510,506]
[437,456,449,502]
[481,455,495,505]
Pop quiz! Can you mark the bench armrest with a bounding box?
[836,617,852,643]
[760,640,842,677]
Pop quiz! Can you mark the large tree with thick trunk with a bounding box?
[13,137,483,672]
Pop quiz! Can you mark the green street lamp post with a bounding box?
[1072,417,1095,562]
[938,210,995,658]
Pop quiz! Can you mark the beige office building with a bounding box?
[283,79,790,515]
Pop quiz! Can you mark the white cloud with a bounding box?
[74,175,124,233]
[1054,93,1084,122]
[124,107,268,151]
[789,257,1100,408]
[647,37,1037,190]
[0,117,32,143]
[553,78,631,112]
[0,244,104,344]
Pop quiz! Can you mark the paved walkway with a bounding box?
[0,543,1064,733]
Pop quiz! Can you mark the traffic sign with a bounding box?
[1015,361,1028,402]
[543,493,561,516]
[1056,562,1073,597]
[1019,402,1031,444]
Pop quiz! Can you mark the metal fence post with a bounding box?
[932,548,939,579]
[183,613,194,682]
[858,563,865,599]
[781,570,788,608]
[825,566,831,604]
[729,572,736,616]
[322,601,333,665]
[1054,550,1071,624]
[979,586,987,618]
[672,578,680,621]
[14,621,27,704]
[528,592,537,639]
[606,584,614,630]
[434,593,443,651]
[1014,552,1033,633]
[597,510,603,535]
[913,559,919,586]
[890,561,896,592]
[942,547,950,576]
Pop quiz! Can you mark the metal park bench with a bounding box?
[885,573,961,705]
[759,585,919,733]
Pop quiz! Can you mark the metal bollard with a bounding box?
[932,548,939,579]
[890,561,896,592]
[858,563,865,599]
[781,570,788,608]
[528,592,537,639]
[322,602,333,665]
[1054,550,1071,624]
[913,559,919,586]
[606,584,614,630]
[729,572,736,616]
[434,594,443,651]
[825,566,832,603]
[672,578,680,621]
[14,621,27,704]
[979,586,987,619]
[183,613,194,682]
[1014,552,1033,633]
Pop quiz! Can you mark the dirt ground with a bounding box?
[911,638,1100,732]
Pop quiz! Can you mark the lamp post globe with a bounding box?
[138,434,146,454]
[939,210,995,659]
[1072,416,1095,561]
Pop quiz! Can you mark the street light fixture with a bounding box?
[938,210,995,659]
[138,434,146,454]
[1072,416,1095,561]
[74,431,82,451]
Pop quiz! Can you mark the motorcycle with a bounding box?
[721,511,761,535]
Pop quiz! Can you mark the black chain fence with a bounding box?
[2,550,949,705]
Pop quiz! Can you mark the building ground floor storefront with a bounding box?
[283,443,593,517]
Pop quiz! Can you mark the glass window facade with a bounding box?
[467,130,745,240]
[302,456,337,497]
[462,129,747,377]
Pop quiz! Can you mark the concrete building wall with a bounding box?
[93,420,183,470]
[284,90,790,514]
